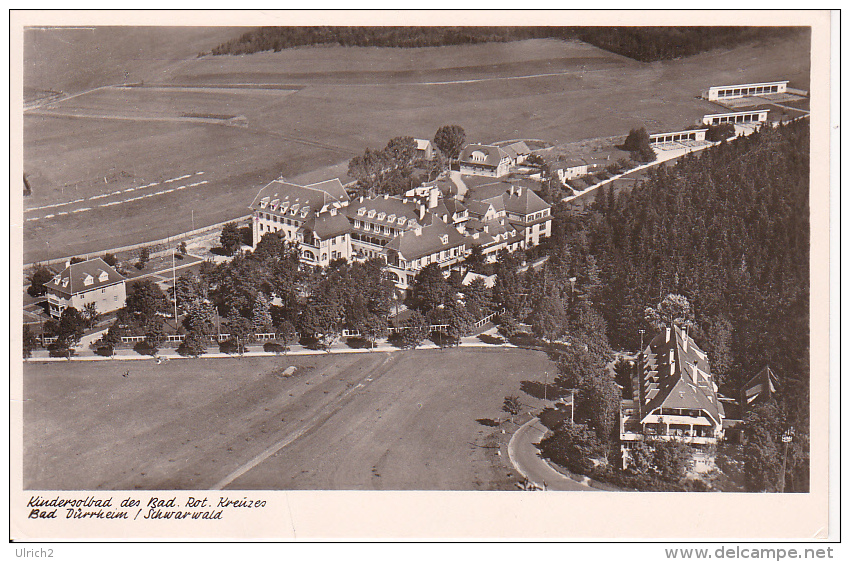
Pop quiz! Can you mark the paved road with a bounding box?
[508,417,596,491]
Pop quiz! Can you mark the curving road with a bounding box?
[508,417,596,491]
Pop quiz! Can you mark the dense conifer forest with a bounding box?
[207,26,799,62]
[539,119,810,490]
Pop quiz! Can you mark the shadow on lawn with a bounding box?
[520,380,566,400]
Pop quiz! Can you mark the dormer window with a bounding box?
[440,235,449,245]
[357,208,366,216]
[83,274,94,286]
[387,214,396,222]
[397,217,406,226]
[260,197,270,208]
[270,199,280,210]
[377,212,386,221]
[367,210,376,219]
[61,278,69,288]
[300,209,308,218]
[98,271,109,282]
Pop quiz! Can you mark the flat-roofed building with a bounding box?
[702,109,769,126]
[701,80,788,101]
[649,129,708,145]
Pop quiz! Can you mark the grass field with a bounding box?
[23,348,554,490]
[23,31,810,262]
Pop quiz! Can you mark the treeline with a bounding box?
[542,119,810,491]
[207,26,800,62]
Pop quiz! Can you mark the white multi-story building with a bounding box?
[44,258,127,318]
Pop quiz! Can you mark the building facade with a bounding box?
[701,81,788,101]
[44,258,127,318]
[649,129,708,145]
[458,144,512,177]
[249,178,352,268]
[620,325,726,472]
[702,110,769,126]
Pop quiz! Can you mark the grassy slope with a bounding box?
[23,348,553,490]
[22,33,810,263]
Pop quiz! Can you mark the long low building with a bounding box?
[701,80,788,101]
[649,129,707,145]
[702,109,769,126]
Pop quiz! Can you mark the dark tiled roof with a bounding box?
[343,195,427,229]
[44,257,125,296]
[502,187,550,216]
[306,178,350,203]
[303,211,352,239]
[458,144,510,168]
[384,219,466,261]
[249,180,341,217]
[640,326,724,426]
[505,141,531,156]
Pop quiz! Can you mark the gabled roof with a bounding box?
[415,139,433,151]
[343,194,424,227]
[502,186,550,216]
[443,198,467,216]
[303,211,352,240]
[467,182,550,217]
[249,179,343,217]
[555,158,589,170]
[639,325,724,426]
[464,199,498,219]
[741,366,779,406]
[505,141,531,157]
[384,219,466,262]
[44,257,125,296]
[306,178,350,203]
[458,144,510,168]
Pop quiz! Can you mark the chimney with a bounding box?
[428,187,439,209]
[414,227,422,236]
[509,185,515,196]
[330,208,337,216]
[359,196,364,203]
[517,186,522,196]
[419,203,426,221]
[65,260,71,269]
[665,327,671,343]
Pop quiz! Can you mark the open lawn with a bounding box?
[23,347,554,490]
[23,32,810,262]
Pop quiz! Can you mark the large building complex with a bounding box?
[249,171,552,289]
[620,325,726,472]
[458,144,513,177]
[701,80,788,101]
[44,258,127,318]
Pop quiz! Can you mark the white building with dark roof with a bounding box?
[458,144,512,177]
[620,325,726,472]
[44,258,127,318]
[466,183,552,249]
[249,178,351,267]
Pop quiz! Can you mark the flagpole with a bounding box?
[172,248,178,331]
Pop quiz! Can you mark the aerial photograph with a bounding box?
[21,23,813,497]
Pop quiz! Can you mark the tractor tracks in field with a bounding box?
[210,351,403,490]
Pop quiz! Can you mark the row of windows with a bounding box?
[716,85,779,97]
[259,212,301,228]
[354,219,399,237]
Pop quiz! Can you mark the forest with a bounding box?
[530,119,810,491]
[207,26,800,63]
